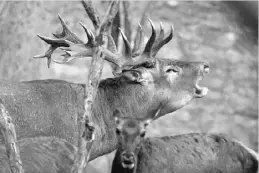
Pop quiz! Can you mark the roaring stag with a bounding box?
[0,1,209,162]
[0,137,99,173]
[111,110,258,173]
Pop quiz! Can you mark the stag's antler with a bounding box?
[34,3,174,74]
[132,21,174,58]
[152,23,174,56]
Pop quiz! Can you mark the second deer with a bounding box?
[111,109,258,173]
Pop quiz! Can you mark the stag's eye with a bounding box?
[140,131,146,137]
[116,128,121,135]
[166,66,179,73]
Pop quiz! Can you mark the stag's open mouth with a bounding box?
[194,70,209,98]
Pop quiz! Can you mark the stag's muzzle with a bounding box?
[194,63,210,98]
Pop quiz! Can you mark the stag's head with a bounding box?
[113,109,153,170]
[108,19,210,117]
[34,13,209,118]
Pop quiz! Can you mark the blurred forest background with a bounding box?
[0,1,258,173]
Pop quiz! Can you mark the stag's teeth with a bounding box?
[194,83,209,98]
[204,67,210,74]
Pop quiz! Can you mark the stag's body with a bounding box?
[0,137,99,173]
[0,54,209,161]
[112,133,258,173]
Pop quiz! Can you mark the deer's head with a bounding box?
[35,15,209,119]
[113,109,155,170]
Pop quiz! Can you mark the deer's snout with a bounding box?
[121,151,135,169]
[121,152,135,161]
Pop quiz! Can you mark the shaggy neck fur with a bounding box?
[89,77,161,160]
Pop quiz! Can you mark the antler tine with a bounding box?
[152,24,174,56]
[53,14,84,44]
[142,18,156,58]
[156,22,164,44]
[118,28,132,59]
[132,23,144,57]
[79,22,95,46]
[35,15,87,68]
[33,35,71,68]
[33,46,56,68]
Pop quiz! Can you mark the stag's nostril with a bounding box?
[203,64,210,74]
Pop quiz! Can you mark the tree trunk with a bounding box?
[0,100,24,173]
[71,1,119,173]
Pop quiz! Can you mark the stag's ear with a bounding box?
[122,68,153,84]
[113,109,121,124]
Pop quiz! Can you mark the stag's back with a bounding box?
[0,79,85,145]
[137,133,258,173]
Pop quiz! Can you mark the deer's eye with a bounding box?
[116,128,121,135]
[140,131,146,137]
[166,67,179,73]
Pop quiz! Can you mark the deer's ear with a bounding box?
[142,108,161,127]
[143,119,153,128]
[122,68,153,84]
[113,109,121,124]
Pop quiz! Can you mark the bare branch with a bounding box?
[71,1,119,173]
[111,9,120,48]
[98,0,120,38]
[81,0,101,30]
[0,100,24,173]
[123,1,132,44]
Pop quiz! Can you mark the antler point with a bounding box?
[147,18,155,30]
[160,22,164,29]
[171,25,175,32]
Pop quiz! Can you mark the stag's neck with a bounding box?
[111,149,137,173]
[88,77,159,161]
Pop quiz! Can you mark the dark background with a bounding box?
[0,1,257,172]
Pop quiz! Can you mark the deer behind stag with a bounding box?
[0,2,210,162]
[111,109,258,173]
